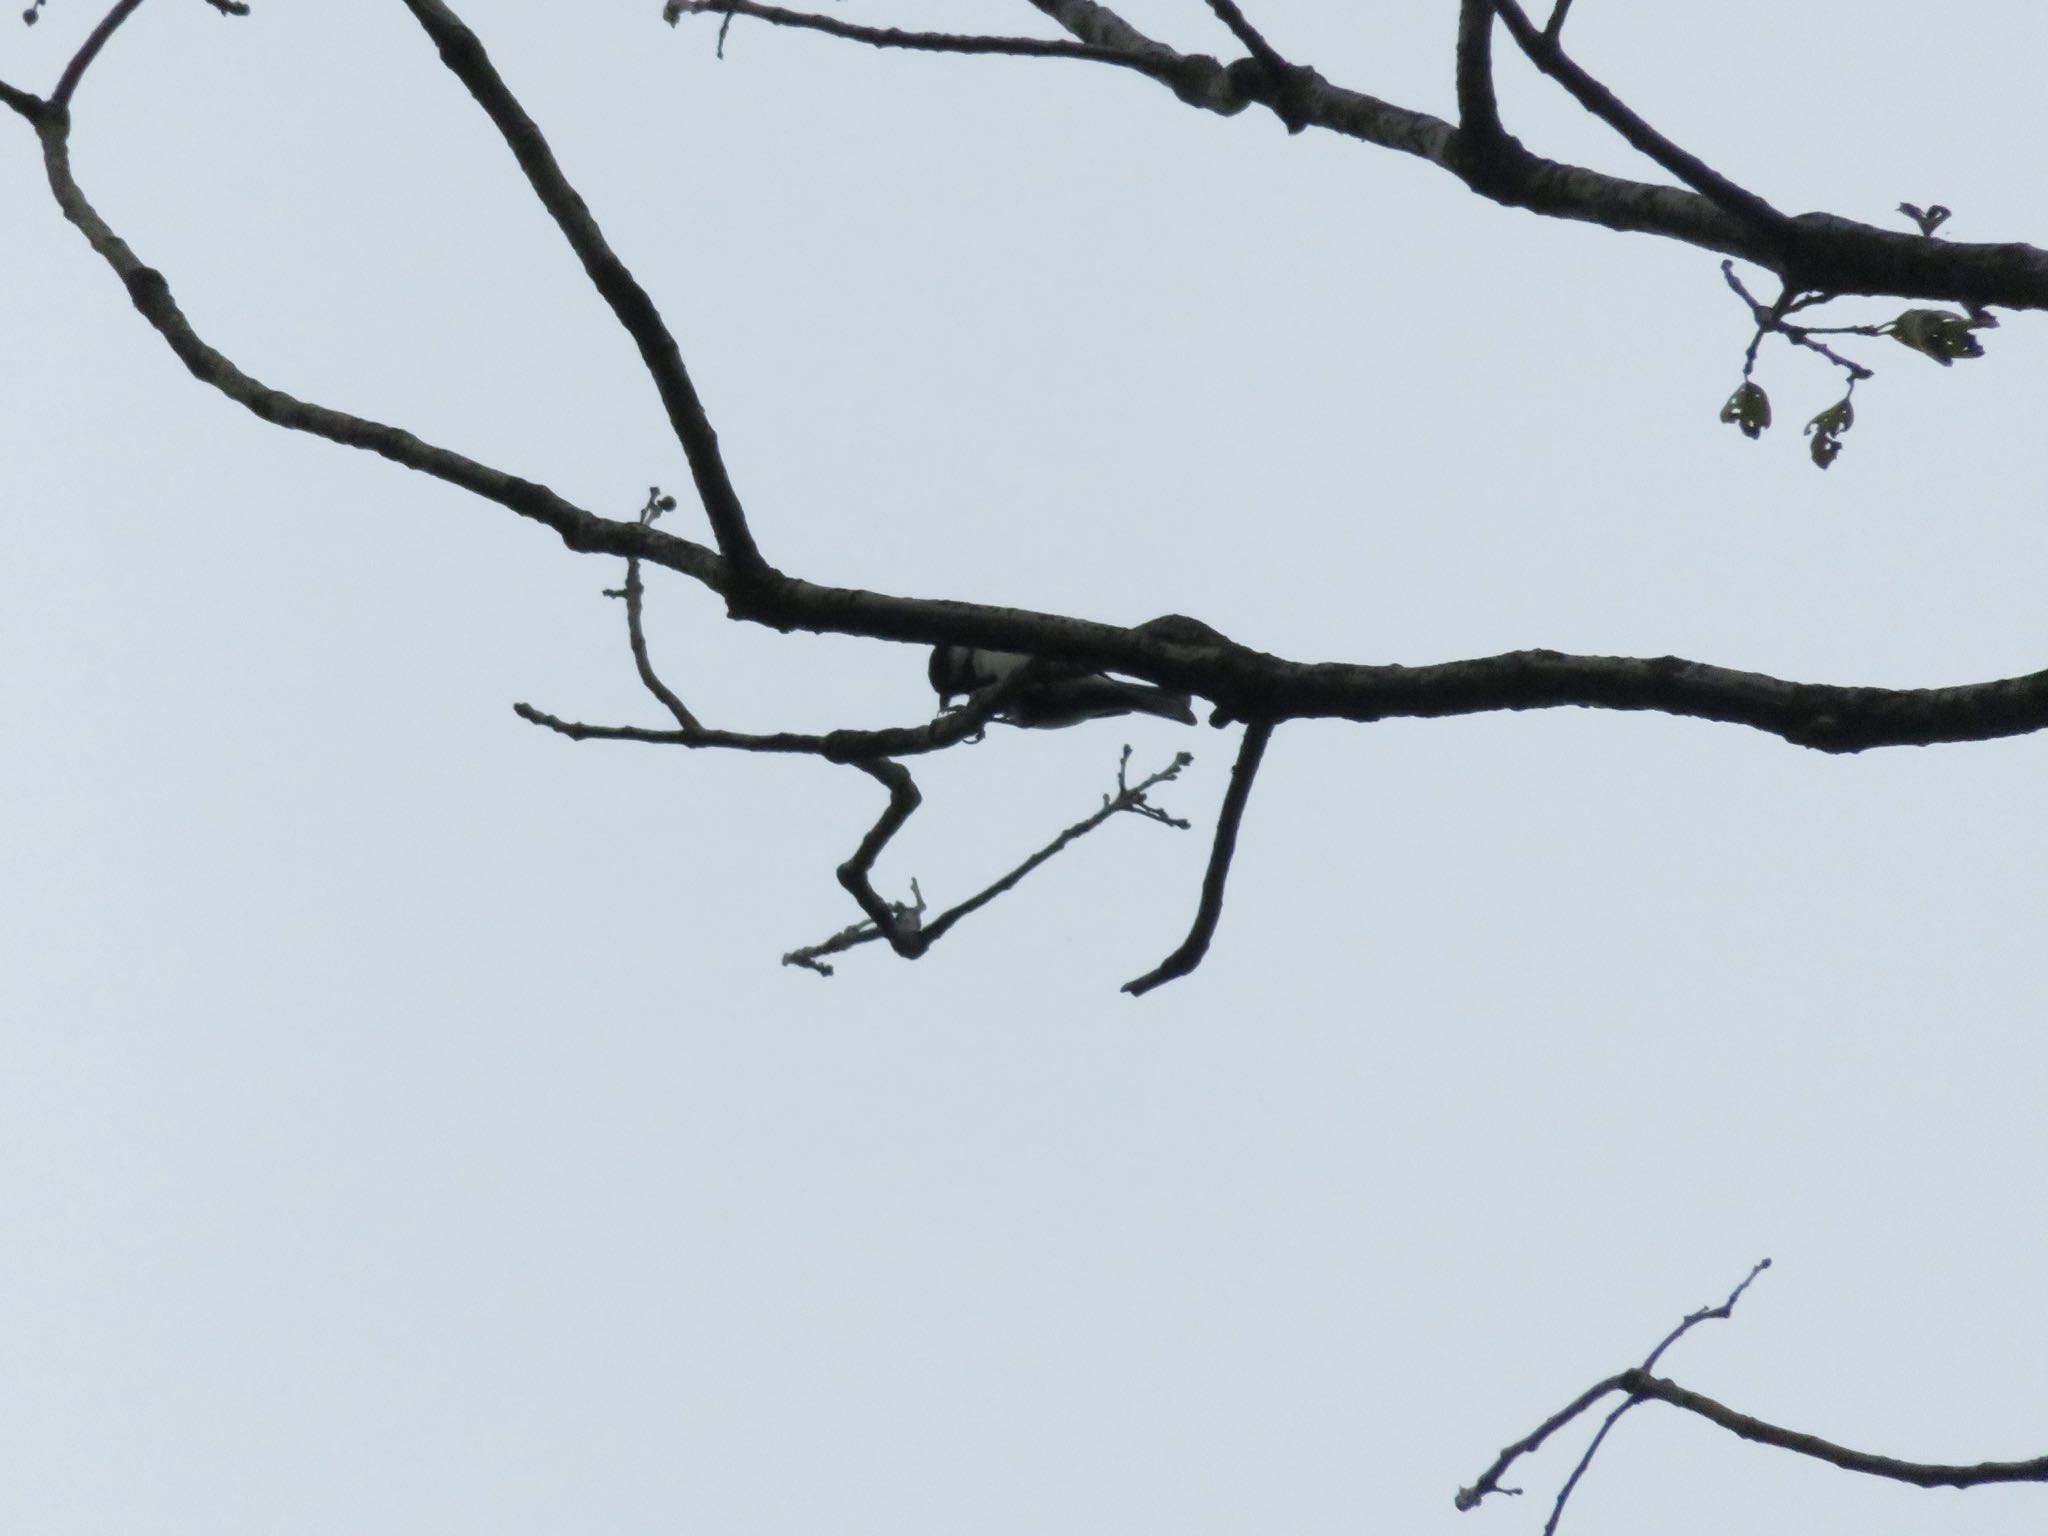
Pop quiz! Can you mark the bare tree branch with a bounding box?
[398,0,768,575]
[620,554,702,731]
[25,0,2048,991]
[1200,0,1281,69]
[28,103,731,587]
[1457,1259,1771,1514]
[1199,0,1317,132]
[1025,0,1243,111]
[613,489,704,731]
[1534,1260,1775,1533]
[1619,1370,2048,1492]
[1456,1373,1631,1513]
[511,687,1004,762]
[0,76,42,120]
[784,747,1194,974]
[662,0,1150,75]
[31,94,2048,760]
[671,0,2048,312]
[1640,1258,1774,1370]
[923,745,1192,949]
[1460,1259,2048,1524]
[836,758,926,954]
[1454,0,1503,140]
[1487,0,1788,237]
[1721,262,1877,380]
[1123,720,1272,995]
[51,0,146,110]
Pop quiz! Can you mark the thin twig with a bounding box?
[620,556,701,729]
[515,702,806,754]
[1722,262,1876,380]
[617,489,702,731]
[664,0,1146,73]
[1643,1258,1773,1371]
[920,747,1192,946]
[512,686,1009,761]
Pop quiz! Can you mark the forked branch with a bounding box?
[1459,1260,2048,1531]
[401,0,768,575]
[18,0,2048,989]
[670,0,2048,311]
[786,747,1195,975]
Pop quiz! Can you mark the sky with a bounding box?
[3,1,2046,1532]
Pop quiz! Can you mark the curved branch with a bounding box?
[52,0,147,110]
[621,555,702,731]
[786,749,1196,974]
[836,759,927,955]
[33,120,720,571]
[786,747,1195,973]
[1124,720,1272,995]
[1622,1370,2048,1491]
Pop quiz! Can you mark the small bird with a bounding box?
[928,644,1197,729]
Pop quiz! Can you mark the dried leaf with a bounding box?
[1896,202,1952,237]
[1805,397,1854,471]
[1719,380,1771,440]
[1888,308,1984,366]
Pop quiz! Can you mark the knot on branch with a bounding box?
[1221,55,1319,133]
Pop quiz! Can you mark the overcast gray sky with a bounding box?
[4,2,2046,1532]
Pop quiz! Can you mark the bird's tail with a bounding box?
[1052,677,1197,726]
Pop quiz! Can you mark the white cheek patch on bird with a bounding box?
[928,644,1197,729]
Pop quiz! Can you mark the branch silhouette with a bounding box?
[1459,1261,2048,1532]
[9,0,2048,999]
